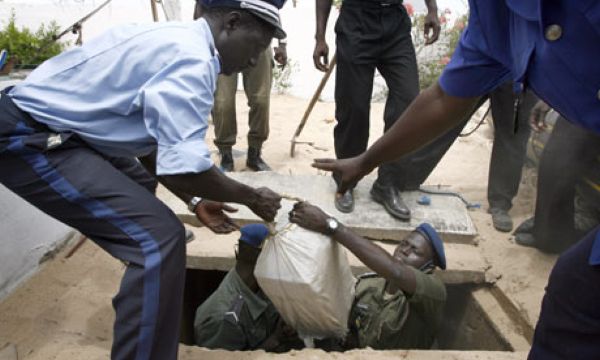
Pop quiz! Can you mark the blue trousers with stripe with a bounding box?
[0,91,186,360]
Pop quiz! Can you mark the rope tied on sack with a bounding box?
[265,193,305,237]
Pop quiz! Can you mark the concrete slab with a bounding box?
[179,346,528,360]
[471,288,532,351]
[185,226,489,285]
[161,172,478,244]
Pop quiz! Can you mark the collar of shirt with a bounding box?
[226,269,270,321]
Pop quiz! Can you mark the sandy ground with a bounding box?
[0,93,558,359]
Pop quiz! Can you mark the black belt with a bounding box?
[343,0,402,8]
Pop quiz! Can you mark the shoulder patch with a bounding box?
[224,294,245,324]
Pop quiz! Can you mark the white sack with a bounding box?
[254,215,356,339]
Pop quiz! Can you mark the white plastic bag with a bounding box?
[254,212,356,339]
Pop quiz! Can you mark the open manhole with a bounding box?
[179,268,530,353]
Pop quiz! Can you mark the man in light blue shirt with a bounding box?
[310,1,600,359]
[0,1,286,359]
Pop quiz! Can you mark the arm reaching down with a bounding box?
[139,152,280,226]
[162,167,281,223]
[313,83,480,193]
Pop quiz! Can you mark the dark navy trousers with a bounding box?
[529,227,600,359]
[0,90,185,360]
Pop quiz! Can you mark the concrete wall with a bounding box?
[0,184,76,301]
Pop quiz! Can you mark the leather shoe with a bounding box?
[185,229,195,243]
[515,233,536,248]
[370,183,410,221]
[489,208,513,232]
[219,149,234,172]
[514,217,534,235]
[246,147,272,171]
[334,190,354,213]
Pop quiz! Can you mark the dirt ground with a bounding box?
[0,93,558,359]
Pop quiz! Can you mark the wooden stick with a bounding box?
[150,0,159,22]
[290,54,337,157]
[64,234,88,259]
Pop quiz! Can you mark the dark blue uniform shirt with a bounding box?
[439,0,600,265]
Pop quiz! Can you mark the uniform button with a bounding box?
[545,24,562,41]
[597,89,600,101]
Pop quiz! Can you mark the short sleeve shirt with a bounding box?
[9,19,220,175]
[439,0,600,135]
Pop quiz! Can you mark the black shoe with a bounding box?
[370,183,410,221]
[219,149,234,172]
[514,217,534,235]
[185,229,195,243]
[334,190,354,213]
[488,207,513,232]
[246,147,272,171]
[515,233,536,248]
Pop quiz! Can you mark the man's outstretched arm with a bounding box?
[313,83,480,192]
[289,202,418,294]
[139,153,280,225]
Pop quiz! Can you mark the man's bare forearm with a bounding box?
[424,0,438,13]
[138,153,256,206]
[138,152,195,204]
[315,0,332,41]
[362,83,479,171]
[160,167,258,207]
[333,224,417,294]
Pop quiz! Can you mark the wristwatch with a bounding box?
[187,196,203,213]
[324,217,339,236]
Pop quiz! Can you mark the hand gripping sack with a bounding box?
[254,217,356,339]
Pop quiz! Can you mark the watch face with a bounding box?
[327,218,338,232]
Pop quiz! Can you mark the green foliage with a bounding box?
[372,10,468,100]
[412,11,468,90]
[0,10,67,67]
[272,58,298,95]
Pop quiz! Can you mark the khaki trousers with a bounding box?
[212,47,272,151]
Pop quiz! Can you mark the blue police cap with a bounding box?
[239,223,270,248]
[415,223,447,270]
[201,0,286,39]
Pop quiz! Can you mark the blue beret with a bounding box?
[415,223,447,270]
[239,223,270,248]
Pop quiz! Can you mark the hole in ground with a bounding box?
[180,269,512,351]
